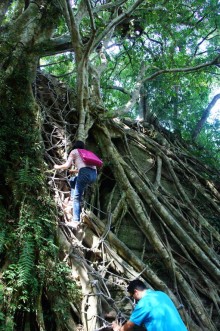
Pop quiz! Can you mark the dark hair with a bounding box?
[127,279,147,294]
[73,140,85,149]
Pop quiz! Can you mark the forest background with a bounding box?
[0,1,220,331]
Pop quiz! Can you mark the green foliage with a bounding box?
[40,53,76,86]
[0,228,6,255]
[44,261,81,326]
[0,202,14,257]
[11,158,47,203]
[96,0,219,168]
[0,283,4,324]
[1,1,22,24]
[18,234,35,287]
[0,198,6,246]
[0,179,61,315]
[53,16,68,37]
[47,261,81,302]
[188,119,220,169]
[1,198,59,314]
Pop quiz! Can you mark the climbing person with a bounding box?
[54,140,97,228]
[112,279,188,331]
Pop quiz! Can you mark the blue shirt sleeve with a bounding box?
[130,297,150,326]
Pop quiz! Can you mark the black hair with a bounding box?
[73,140,85,149]
[127,279,147,294]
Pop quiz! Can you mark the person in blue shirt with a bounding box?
[112,279,188,331]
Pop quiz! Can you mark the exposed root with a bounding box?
[38,72,220,331]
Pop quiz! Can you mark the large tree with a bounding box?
[0,1,219,331]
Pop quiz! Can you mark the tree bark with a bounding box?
[192,94,220,140]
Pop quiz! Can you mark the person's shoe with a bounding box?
[67,221,80,229]
[75,223,85,241]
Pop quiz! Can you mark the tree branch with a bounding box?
[93,0,145,49]
[93,0,128,14]
[0,0,13,26]
[192,93,220,140]
[38,35,73,56]
[59,0,82,60]
[143,54,220,82]
[193,27,218,57]
[106,85,132,97]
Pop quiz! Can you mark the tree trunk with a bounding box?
[192,94,220,140]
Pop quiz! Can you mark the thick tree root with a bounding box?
[34,73,220,331]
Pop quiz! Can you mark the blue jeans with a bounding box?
[70,167,97,222]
